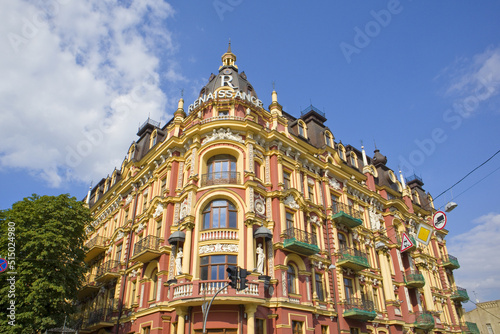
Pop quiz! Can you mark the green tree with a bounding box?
[0,194,91,333]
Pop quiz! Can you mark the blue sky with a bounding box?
[1,0,499,309]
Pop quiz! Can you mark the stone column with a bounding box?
[245,304,258,334]
[378,249,396,300]
[176,307,187,334]
[182,225,193,275]
[418,264,435,311]
[246,221,255,270]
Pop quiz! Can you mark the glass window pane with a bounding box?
[228,255,237,264]
[204,213,210,229]
[229,211,237,228]
[210,266,217,280]
[228,202,235,210]
[211,255,225,263]
[200,267,208,280]
[218,265,224,279]
[213,209,219,228]
[213,200,226,207]
[200,256,209,265]
[222,161,229,171]
[231,161,236,171]
[220,207,227,228]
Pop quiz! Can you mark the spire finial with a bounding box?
[272,80,276,91]
[221,39,237,69]
[228,38,231,53]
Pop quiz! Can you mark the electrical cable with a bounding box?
[466,299,500,321]
[433,149,500,202]
[437,165,500,210]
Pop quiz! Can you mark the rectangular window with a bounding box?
[350,328,359,334]
[115,244,123,262]
[254,162,261,179]
[315,273,325,301]
[161,178,167,192]
[255,319,265,334]
[486,324,494,334]
[130,281,137,306]
[283,171,291,190]
[373,288,379,310]
[344,278,354,301]
[142,327,151,334]
[292,321,303,334]
[286,212,294,230]
[143,191,148,210]
[321,326,329,334]
[156,220,162,238]
[308,184,314,202]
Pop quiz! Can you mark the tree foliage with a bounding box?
[0,194,91,333]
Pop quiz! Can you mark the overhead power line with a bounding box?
[433,149,500,202]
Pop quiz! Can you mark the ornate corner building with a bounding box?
[76,45,475,334]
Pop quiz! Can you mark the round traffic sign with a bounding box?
[0,258,8,272]
[433,211,447,230]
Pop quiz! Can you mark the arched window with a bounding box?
[325,131,333,147]
[287,263,297,294]
[150,130,157,148]
[338,145,346,160]
[202,200,237,229]
[350,153,358,168]
[205,154,238,185]
[298,121,306,138]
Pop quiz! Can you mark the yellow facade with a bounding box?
[76,46,473,334]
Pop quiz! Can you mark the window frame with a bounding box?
[202,199,238,230]
[200,254,237,281]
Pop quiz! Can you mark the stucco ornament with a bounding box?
[175,248,183,275]
[256,243,265,274]
[199,243,238,254]
[135,223,145,234]
[203,128,244,144]
[309,214,320,226]
[254,195,266,215]
[284,195,299,209]
[329,178,342,191]
[115,230,124,241]
[153,203,164,218]
[179,198,188,220]
[369,205,384,230]
[125,194,133,205]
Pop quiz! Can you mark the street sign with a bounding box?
[416,223,433,245]
[433,211,447,230]
[401,233,414,252]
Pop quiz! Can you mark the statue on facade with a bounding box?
[175,248,183,275]
[256,243,265,274]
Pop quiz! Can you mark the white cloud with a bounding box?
[447,213,500,305]
[0,0,181,187]
[436,45,500,117]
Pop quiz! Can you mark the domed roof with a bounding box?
[198,42,258,99]
[372,149,387,167]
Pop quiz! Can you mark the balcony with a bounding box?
[337,247,370,271]
[96,260,121,282]
[343,298,376,321]
[84,236,108,262]
[451,287,469,302]
[405,271,425,288]
[442,254,460,270]
[169,279,265,306]
[331,203,363,228]
[80,306,115,331]
[78,274,101,298]
[130,235,162,263]
[201,171,240,187]
[413,311,435,330]
[283,227,320,256]
[466,322,480,334]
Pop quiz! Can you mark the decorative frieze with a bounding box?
[202,128,244,144]
[199,243,238,254]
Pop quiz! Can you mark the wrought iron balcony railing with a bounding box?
[133,235,161,256]
[201,171,240,186]
[85,235,107,249]
[96,260,120,278]
[331,202,363,228]
[451,286,469,302]
[442,254,460,269]
[337,247,370,270]
[405,270,425,288]
[343,297,377,321]
[413,311,435,330]
[283,227,319,255]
